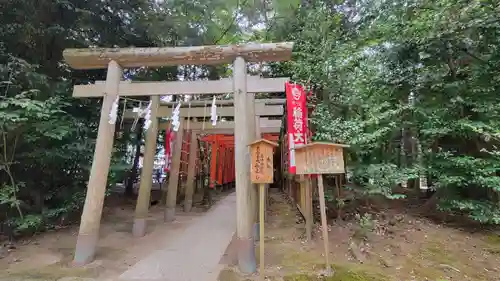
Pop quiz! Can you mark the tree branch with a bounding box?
[213,0,249,44]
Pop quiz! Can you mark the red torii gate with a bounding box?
[177,134,279,188]
[171,128,280,198]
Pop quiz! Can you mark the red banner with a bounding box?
[164,129,174,172]
[285,82,307,174]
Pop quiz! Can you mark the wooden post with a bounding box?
[247,93,259,242]
[230,148,235,183]
[210,140,218,189]
[305,177,313,242]
[217,144,225,188]
[295,142,349,273]
[234,56,256,274]
[259,183,265,281]
[317,175,330,270]
[73,60,122,265]
[249,139,277,280]
[132,96,160,237]
[223,146,230,186]
[255,116,261,138]
[298,175,310,241]
[255,117,269,218]
[184,129,198,212]
[165,119,184,222]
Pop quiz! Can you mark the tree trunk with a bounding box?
[126,119,144,197]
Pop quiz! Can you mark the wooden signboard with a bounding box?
[249,139,278,184]
[295,142,349,175]
[249,139,278,279]
[294,141,349,275]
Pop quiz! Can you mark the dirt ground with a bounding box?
[2,188,500,281]
[219,191,500,281]
[0,190,227,281]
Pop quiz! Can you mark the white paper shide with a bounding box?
[108,96,120,124]
[210,95,217,126]
[171,102,181,131]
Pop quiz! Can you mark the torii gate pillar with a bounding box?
[233,56,256,273]
[73,60,121,265]
[63,42,294,268]
[133,96,160,237]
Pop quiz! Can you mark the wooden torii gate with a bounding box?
[63,43,293,273]
[131,98,284,224]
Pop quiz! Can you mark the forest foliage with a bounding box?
[1,0,500,237]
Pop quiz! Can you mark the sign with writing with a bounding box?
[285,82,308,174]
[249,139,278,184]
[295,142,349,175]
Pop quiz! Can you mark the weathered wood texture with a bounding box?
[160,103,283,118]
[296,175,313,242]
[132,96,160,237]
[124,104,283,119]
[259,183,266,280]
[63,42,294,69]
[164,120,184,222]
[184,129,198,212]
[254,117,269,213]
[295,143,349,175]
[234,56,256,273]
[255,116,262,138]
[305,178,313,242]
[74,60,122,265]
[73,77,288,97]
[250,140,277,184]
[317,175,331,271]
[160,98,286,106]
[158,119,281,131]
[191,128,281,135]
[246,93,259,240]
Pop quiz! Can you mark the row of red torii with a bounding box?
[177,132,279,190]
[63,42,294,274]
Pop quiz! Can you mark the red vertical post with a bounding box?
[230,147,235,182]
[217,142,225,185]
[223,145,230,184]
[227,146,232,183]
[222,144,227,184]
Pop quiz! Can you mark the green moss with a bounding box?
[401,258,444,280]
[329,264,389,281]
[420,240,457,265]
[484,234,500,254]
[218,269,242,281]
[401,240,455,280]
[409,239,491,280]
[283,264,389,281]
[0,264,98,281]
[280,249,324,271]
[486,234,500,244]
[284,274,320,281]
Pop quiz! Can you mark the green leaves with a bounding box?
[276,0,500,224]
[0,0,157,235]
[0,183,22,209]
[351,164,411,200]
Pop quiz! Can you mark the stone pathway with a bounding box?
[118,193,236,281]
